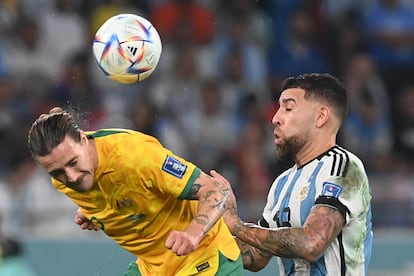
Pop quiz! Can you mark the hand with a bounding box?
[74,208,100,231]
[165,230,200,256]
[209,170,240,234]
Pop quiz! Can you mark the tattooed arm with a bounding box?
[210,170,345,264]
[165,171,231,256]
[229,205,345,262]
[236,237,273,271]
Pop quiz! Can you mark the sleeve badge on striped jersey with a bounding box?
[321,182,342,198]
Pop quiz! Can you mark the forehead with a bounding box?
[36,135,78,171]
[279,88,306,102]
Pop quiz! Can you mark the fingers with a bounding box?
[210,169,225,181]
[165,231,197,256]
[74,211,99,231]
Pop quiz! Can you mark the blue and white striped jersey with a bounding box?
[260,145,372,276]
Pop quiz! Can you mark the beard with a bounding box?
[276,134,307,163]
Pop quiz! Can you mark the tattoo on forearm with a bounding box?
[193,214,209,226]
[265,229,295,257]
[184,183,202,200]
[233,206,344,260]
[238,239,256,267]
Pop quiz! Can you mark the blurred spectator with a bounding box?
[370,165,414,227]
[0,75,28,176]
[39,0,88,79]
[149,45,201,120]
[230,118,274,222]
[89,0,145,40]
[339,52,393,172]
[148,45,202,156]
[0,236,37,276]
[212,12,268,89]
[393,84,414,164]
[0,156,85,238]
[150,0,214,46]
[267,6,332,92]
[18,0,51,19]
[179,79,237,171]
[149,0,215,81]
[127,93,161,137]
[324,4,367,75]
[0,0,18,43]
[215,0,274,50]
[214,44,269,119]
[4,15,57,82]
[261,0,303,43]
[361,0,414,92]
[52,51,105,130]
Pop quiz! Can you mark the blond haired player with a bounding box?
[27,107,242,276]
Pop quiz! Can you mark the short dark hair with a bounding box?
[281,73,348,122]
[27,107,81,157]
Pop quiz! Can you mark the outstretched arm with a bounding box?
[228,205,345,262]
[211,170,346,263]
[235,237,273,271]
[165,171,230,255]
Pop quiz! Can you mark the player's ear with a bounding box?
[316,106,330,128]
[79,131,88,145]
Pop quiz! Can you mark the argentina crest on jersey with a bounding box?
[162,155,187,178]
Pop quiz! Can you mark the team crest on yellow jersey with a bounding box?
[116,198,133,209]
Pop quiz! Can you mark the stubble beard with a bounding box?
[276,134,307,163]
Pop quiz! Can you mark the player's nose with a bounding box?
[272,110,281,126]
[65,168,79,183]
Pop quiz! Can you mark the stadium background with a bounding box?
[0,0,414,275]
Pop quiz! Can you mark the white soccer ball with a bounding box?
[92,14,162,84]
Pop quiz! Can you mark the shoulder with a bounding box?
[88,128,159,142]
[320,146,369,195]
[86,128,136,138]
[319,146,366,178]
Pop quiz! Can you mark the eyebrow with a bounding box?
[280,97,297,105]
[47,157,76,175]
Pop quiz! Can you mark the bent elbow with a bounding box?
[300,241,326,263]
[302,253,321,263]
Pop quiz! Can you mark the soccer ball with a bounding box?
[92,14,162,84]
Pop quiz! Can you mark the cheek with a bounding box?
[287,114,313,134]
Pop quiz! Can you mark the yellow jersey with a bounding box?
[51,129,240,275]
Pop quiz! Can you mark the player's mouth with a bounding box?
[66,174,86,191]
[274,131,283,145]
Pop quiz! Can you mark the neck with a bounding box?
[296,136,336,167]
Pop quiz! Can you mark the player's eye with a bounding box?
[50,170,63,179]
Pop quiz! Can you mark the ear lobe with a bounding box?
[316,106,330,128]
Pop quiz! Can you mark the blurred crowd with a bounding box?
[0,0,414,239]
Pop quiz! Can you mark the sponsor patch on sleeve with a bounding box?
[162,155,187,179]
[321,182,342,198]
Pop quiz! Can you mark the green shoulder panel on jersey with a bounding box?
[178,167,201,200]
[86,129,130,138]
